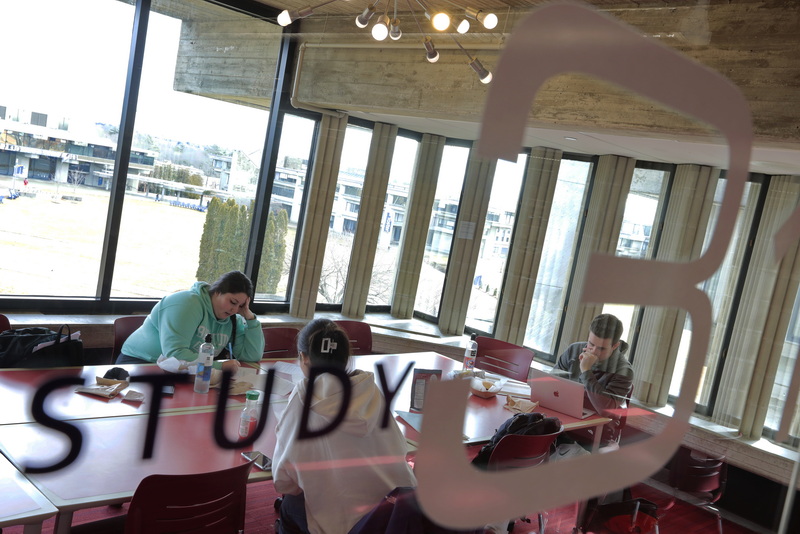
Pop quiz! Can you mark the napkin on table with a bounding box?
[504,396,539,413]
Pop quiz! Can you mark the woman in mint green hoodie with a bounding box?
[115,271,264,370]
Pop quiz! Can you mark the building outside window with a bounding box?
[670,180,760,408]
[368,135,419,306]
[524,158,593,357]
[603,166,671,342]
[414,144,469,319]
[465,153,526,334]
[318,124,372,304]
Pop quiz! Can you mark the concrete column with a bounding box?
[290,114,349,319]
[560,154,635,351]
[494,147,563,345]
[391,134,446,318]
[342,123,398,318]
[634,164,717,406]
[438,150,497,336]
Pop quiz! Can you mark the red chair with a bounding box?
[262,326,300,359]
[487,426,564,533]
[71,460,253,533]
[112,316,146,362]
[334,320,373,355]
[662,448,728,534]
[474,336,534,382]
[0,313,10,332]
[570,383,634,450]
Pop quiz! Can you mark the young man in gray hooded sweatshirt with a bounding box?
[553,313,633,445]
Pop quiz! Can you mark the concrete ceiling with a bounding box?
[242,0,800,175]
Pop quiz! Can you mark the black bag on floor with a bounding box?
[0,325,84,368]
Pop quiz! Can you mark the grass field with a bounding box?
[0,177,205,298]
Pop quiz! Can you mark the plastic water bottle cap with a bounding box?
[246,390,260,401]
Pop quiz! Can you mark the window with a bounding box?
[0,0,283,299]
[765,293,800,439]
[257,113,316,302]
[113,0,272,298]
[524,158,592,357]
[0,0,133,296]
[414,144,469,318]
[670,180,760,408]
[30,112,47,127]
[465,153,526,334]
[602,166,671,341]
[318,124,372,304]
[272,184,294,199]
[0,152,13,175]
[368,135,419,306]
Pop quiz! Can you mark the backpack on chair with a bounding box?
[471,412,562,468]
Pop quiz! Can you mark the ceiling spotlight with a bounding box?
[372,14,391,41]
[277,6,313,26]
[423,36,440,63]
[469,57,492,84]
[278,0,341,26]
[465,7,497,30]
[426,11,451,31]
[456,18,470,34]
[355,5,376,28]
[389,18,402,40]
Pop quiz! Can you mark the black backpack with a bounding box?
[471,412,562,468]
[0,326,84,368]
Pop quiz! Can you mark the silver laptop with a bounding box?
[529,368,594,419]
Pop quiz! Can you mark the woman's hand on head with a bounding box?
[239,296,256,320]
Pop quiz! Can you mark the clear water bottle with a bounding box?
[238,390,261,438]
[463,332,478,371]
[193,334,214,394]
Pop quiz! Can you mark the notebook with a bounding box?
[529,368,594,419]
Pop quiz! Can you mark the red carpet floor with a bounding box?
[2,478,763,533]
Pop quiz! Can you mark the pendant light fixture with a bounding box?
[277,0,496,82]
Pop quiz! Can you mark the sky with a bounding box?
[0,0,272,155]
[0,0,500,200]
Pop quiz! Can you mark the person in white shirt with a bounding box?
[272,318,416,534]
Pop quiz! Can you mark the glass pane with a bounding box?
[465,153,526,333]
[368,135,419,306]
[670,180,759,403]
[113,0,275,297]
[602,167,670,338]
[524,158,592,355]
[414,144,470,318]
[0,0,134,296]
[256,114,316,302]
[318,124,372,304]
[765,289,800,436]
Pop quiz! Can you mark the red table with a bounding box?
[0,407,285,533]
[0,352,609,533]
[0,454,57,533]
[0,362,286,425]
[348,352,610,448]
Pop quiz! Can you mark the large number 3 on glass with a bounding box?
[414,1,753,529]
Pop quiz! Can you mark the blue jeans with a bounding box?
[115,353,148,364]
[278,493,310,534]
